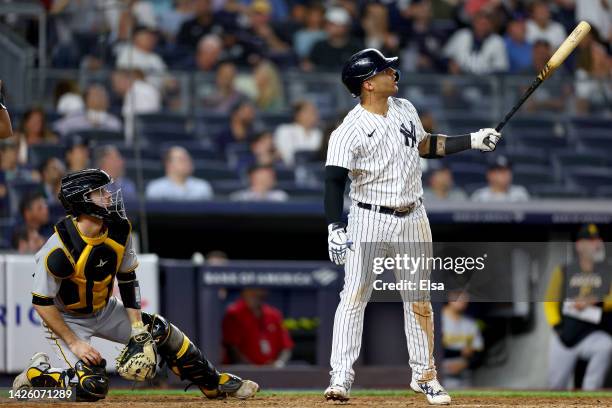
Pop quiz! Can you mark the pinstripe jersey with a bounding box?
[326,97,427,208]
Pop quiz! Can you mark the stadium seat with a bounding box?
[577,134,612,151]
[66,129,124,144]
[136,113,191,134]
[275,167,296,182]
[595,186,612,198]
[194,162,239,181]
[125,160,164,183]
[294,150,319,165]
[7,181,43,217]
[509,130,569,150]
[512,164,555,187]
[260,112,292,129]
[529,184,588,199]
[158,142,222,162]
[196,113,230,138]
[210,180,246,196]
[441,113,495,135]
[28,143,66,168]
[565,167,612,191]
[450,168,486,187]
[554,149,611,171]
[141,130,196,145]
[498,146,550,166]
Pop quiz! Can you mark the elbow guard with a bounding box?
[118,271,141,309]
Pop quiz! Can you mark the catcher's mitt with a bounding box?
[116,323,157,381]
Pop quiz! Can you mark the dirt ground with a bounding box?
[3,394,611,408]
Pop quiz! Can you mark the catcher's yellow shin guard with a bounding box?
[141,313,222,397]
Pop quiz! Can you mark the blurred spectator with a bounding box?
[158,0,195,41]
[400,1,447,73]
[293,3,327,59]
[205,249,228,265]
[253,60,284,112]
[526,1,567,48]
[419,110,437,134]
[237,130,282,172]
[19,191,52,239]
[576,0,612,45]
[545,224,612,390]
[442,291,484,389]
[274,100,322,166]
[443,10,509,74]
[305,7,362,71]
[38,157,65,204]
[230,164,288,202]
[112,69,161,131]
[146,146,214,200]
[471,156,529,202]
[575,42,612,115]
[0,80,12,140]
[215,100,258,153]
[64,136,91,172]
[11,225,45,254]
[54,80,84,117]
[94,145,137,202]
[53,84,122,136]
[15,107,58,164]
[223,288,294,366]
[116,26,167,75]
[176,0,225,49]
[0,137,38,183]
[201,61,247,113]
[504,17,533,74]
[239,0,291,64]
[195,34,223,72]
[424,165,467,202]
[361,3,400,57]
[522,40,569,113]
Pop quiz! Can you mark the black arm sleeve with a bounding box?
[117,271,141,309]
[324,165,349,225]
[422,134,471,159]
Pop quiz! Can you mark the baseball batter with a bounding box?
[12,169,259,401]
[324,49,501,405]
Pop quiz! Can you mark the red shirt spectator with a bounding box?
[222,289,294,365]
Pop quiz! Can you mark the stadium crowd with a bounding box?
[1,0,612,251]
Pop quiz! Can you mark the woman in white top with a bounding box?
[273,100,322,166]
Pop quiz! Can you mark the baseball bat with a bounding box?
[495,21,591,132]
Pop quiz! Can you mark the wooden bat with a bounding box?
[495,21,591,132]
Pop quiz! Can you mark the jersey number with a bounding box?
[400,122,416,148]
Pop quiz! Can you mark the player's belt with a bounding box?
[357,199,421,218]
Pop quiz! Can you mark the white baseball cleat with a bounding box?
[410,378,451,405]
[324,384,350,402]
[12,352,51,391]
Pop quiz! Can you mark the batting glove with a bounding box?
[471,128,502,152]
[328,222,352,266]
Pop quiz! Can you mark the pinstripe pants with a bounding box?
[330,203,437,386]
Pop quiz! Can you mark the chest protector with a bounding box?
[46,216,131,314]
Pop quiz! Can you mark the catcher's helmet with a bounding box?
[341,48,400,97]
[58,168,126,221]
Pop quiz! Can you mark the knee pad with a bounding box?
[142,312,220,390]
[72,360,109,402]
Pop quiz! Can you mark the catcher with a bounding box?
[12,168,259,401]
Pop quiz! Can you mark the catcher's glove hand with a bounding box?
[116,322,157,381]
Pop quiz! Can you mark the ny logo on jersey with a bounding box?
[400,122,416,147]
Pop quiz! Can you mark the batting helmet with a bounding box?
[58,168,126,221]
[341,48,400,97]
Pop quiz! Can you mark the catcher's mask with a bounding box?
[58,168,127,222]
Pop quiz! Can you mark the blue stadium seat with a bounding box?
[512,164,555,187]
[125,160,164,183]
[136,113,191,134]
[441,114,495,135]
[294,150,319,165]
[529,184,588,199]
[66,129,124,144]
[498,146,550,166]
[275,167,295,182]
[554,149,611,170]
[565,167,612,191]
[28,143,66,168]
[194,162,239,181]
[158,142,222,162]
[510,130,569,150]
[578,135,612,151]
[210,180,246,196]
[196,113,230,138]
[450,168,486,187]
[260,112,292,129]
[117,144,161,161]
[7,181,43,217]
[595,186,612,198]
[141,130,196,145]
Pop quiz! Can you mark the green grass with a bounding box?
[108,389,612,398]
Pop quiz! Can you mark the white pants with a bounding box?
[329,203,437,386]
[548,330,612,390]
[43,297,132,368]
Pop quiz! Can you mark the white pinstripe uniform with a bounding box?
[326,96,436,387]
